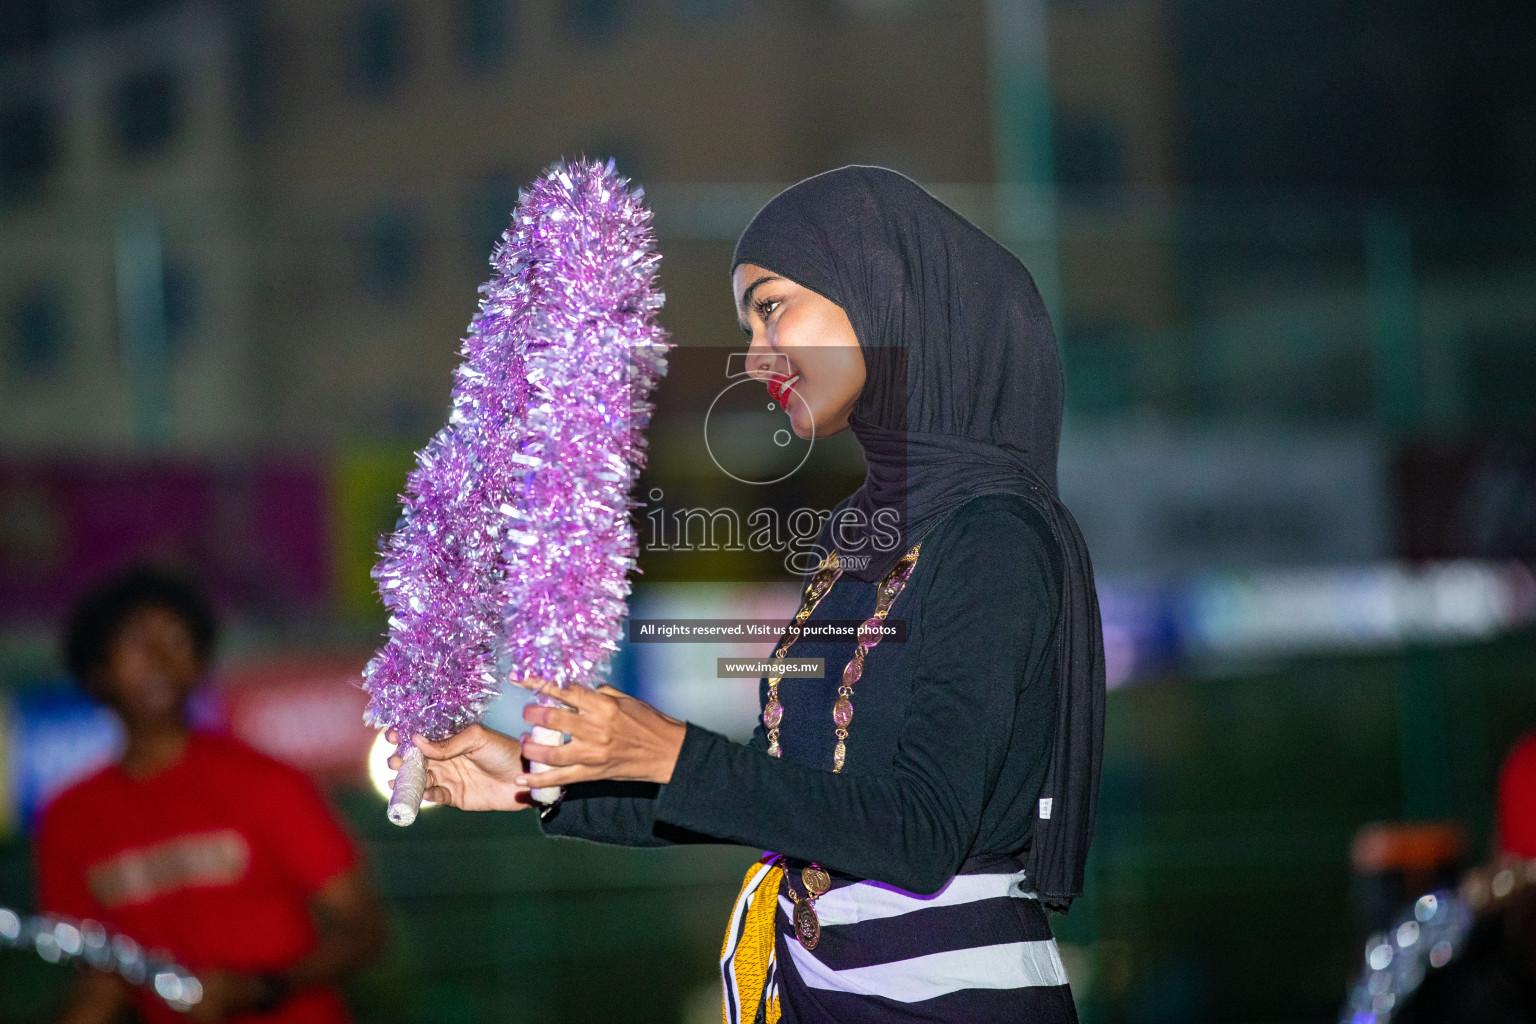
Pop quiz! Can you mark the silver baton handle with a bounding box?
[388,744,428,826]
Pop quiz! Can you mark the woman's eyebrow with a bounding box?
[737,275,781,318]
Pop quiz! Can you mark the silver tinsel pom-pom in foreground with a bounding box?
[361,158,669,814]
[0,906,202,1012]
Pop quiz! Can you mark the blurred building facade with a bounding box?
[0,0,1217,449]
[0,1,258,451]
[5,0,1535,451]
[5,0,1534,639]
[2,0,1008,448]
[3,5,1536,1022]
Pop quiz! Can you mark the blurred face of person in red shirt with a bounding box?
[92,604,205,735]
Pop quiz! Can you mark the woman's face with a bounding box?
[733,262,865,440]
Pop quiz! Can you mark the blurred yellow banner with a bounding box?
[331,447,417,619]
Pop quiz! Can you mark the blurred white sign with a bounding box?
[628,583,802,742]
[1059,426,1391,575]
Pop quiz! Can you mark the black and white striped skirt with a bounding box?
[722,854,1079,1023]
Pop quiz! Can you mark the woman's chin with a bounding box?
[792,406,853,440]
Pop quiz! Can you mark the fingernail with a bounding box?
[514,776,528,786]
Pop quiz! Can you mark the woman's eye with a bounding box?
[753,298,781,321]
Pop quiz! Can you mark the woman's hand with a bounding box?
[516,681,687,789]
[386,724,531,811]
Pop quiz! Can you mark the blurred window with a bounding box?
[0,0,53,59]
[1053,111,1127,188]
[347,1,409,98]
[161,258,200,352]
[111,68,184,158]
[99,0,177,28]
[361,207,422,298]
[0,103,57,203]
[1467,326,1536,431]
[6,281,70,379]
[455,0,515,70]
[562,0,625,43]
[674,0,742,21]
[1060,323,1136,416]
[465,172,522,264]
[233,2,278,138]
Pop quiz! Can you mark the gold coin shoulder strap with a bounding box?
[762,541,923,950]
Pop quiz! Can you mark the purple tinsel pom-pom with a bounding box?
[361,158,670,746]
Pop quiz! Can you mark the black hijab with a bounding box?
[732,166,1105,914]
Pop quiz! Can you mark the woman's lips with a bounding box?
[766,372,801,404]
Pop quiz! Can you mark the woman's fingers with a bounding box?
[561,682,619,714]
[522,680,603,710]
[398,685,672,788]
[550,682,594,706]
[413,724,492,760]
[518,734,592,768]
[516,764,585,789]
[510,674,557,694]
[522,702,581,734]
[522,684,617,735]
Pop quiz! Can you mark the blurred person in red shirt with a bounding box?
[1499,732,1536,858]
[1381,736,1536,1023]
[36,567,386,1024]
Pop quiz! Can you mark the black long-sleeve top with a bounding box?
[538,492,1062,896]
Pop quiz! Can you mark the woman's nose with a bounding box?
[744,335,778,379]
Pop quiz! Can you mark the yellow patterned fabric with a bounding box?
[721,854,783,1024]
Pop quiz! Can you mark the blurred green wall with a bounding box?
[3,629,1534,1024]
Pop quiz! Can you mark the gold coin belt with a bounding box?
[786,862,833,950]
[761,542,923,950]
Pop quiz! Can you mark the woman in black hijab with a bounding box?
[394,166,1106,1024]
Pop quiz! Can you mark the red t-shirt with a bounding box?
[1498,731,1536,858]
[36,733,358,1024]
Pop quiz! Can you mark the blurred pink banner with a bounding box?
[0,458,330,623]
